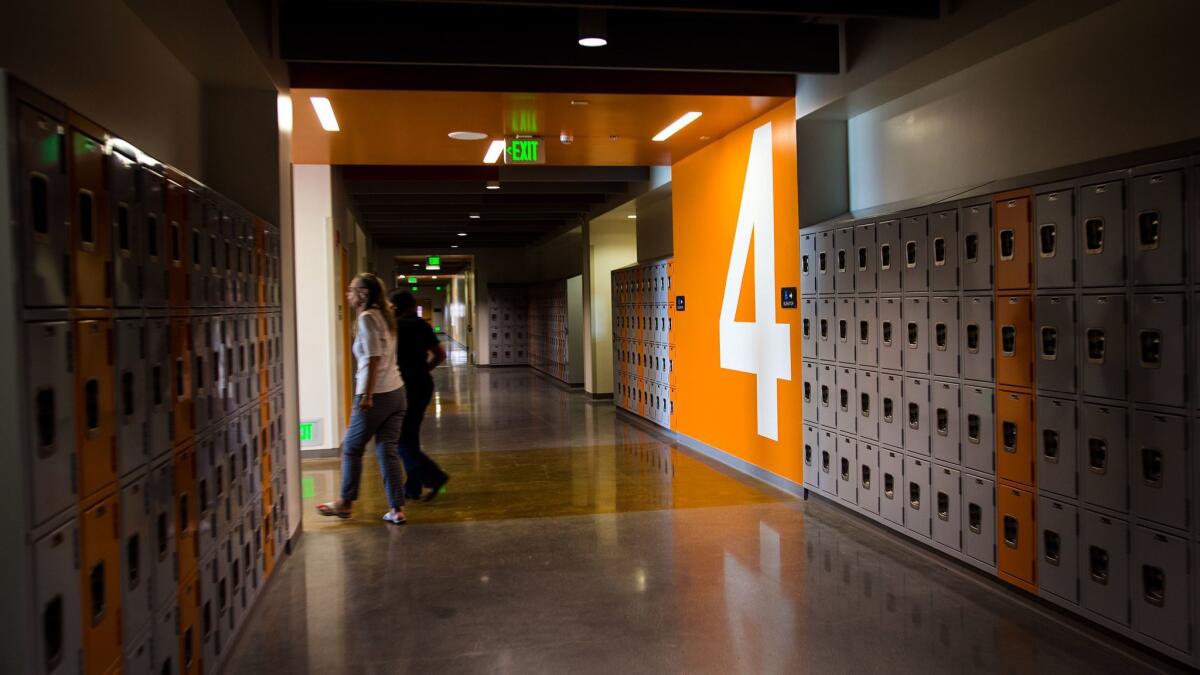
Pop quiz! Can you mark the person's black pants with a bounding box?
[399,377,444,491]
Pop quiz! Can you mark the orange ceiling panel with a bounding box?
[291,89,790,166]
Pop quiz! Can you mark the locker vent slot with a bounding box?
[122,371,135,418]
[35,388,55,451]
[818,252,827,273]
[936,408,948,436]
[1003,515,1018,548]
[30,173,50,234]
[1138,330,1161,368]
[964,234,979,262]
[90,561,105,624]
[935,323,947,349]
[1089,546,1110,584]
[1142,565,1166,607]
[85,379,99,431]
[859,321,869,344]
[966,325,979,352]
[909,482,921,509]
[882,321,893,345]
[883,398,894,423]
[1137,211,1160,250]
[840,457,850,481]
[821,451,830,473]
[905,241,918,267]
[43,594,63,670]
[78,191,94,244]
[117,203,131,251]
[967,415,981,444]
[861,465,871,489]
[907,402,919,429]
[857,247,868,270]
[907,322,918,348]
[1002,422,1017,451]
[1041,327,1058,359]
[1043,430,1059,463]
[127,533,140,587]
[1088,439,1108,474]
[933,238,947,265]
[968,503,982,534]
[838,250,847,272]
[1085,218,1105,254]
[1043,530,1061,565]
[999,230,1014,260]
[880,244,891,270]
[1086,330,1106,363]
[937,492,949,520]
[1001,326,1016,355]
[883,473,895,499]
[1141,448,1163,487]
[860,393,871,417]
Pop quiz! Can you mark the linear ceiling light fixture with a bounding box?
[310,96,340,132]
[485,180,501,190]
[449,131,488,141]
[578,9,607,47]
[483,140,505,164]
[652,112,702,142]
[469,212,481,219]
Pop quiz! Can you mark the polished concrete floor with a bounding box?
[224,360,1185,674]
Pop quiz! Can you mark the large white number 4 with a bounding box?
[719,122,791,441]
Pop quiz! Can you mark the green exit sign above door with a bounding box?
[505,137,544,164]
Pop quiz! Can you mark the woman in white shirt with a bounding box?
[316,273,409,525]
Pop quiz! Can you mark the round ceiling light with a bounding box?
[457,232,468,237]
[448,131,489,141]
[578,37,607,47]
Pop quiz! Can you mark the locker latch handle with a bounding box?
[1002,421,1018,452]
[821,451,831,473]
[909,482,921,510]
[1042,430,1059,463]
[1142,565,1166,607]
[857,247,868,271]
[936,408,949,436]
[883,397,894,423]
[937,492,949,521]
[879,244,891,270]
[1137,211,1160,250]
[859,320,869,344]
[1038,223,1057,257]
[840,458,851,482]
[1043,531,1061,565]
[1089,546,1110,584]
[966,324,980,352]
[967,414,981,443]
[861,465,872,490]
[968,503,982,534]
[933,238,947,266]
[964,234,978,262]
[804,444,812,466]
[1086,330,1106,363]
[1141,448,1164,487]
[1002,515,1019,548]
[882,321,893,346]
[934,323,947,350]
[1000,326,1016,355]
[1084,218,1105,254]
[999,230,1015,260]
[883,473,895,499]
[860,393,871,418]
[906,322,918,348]
[905,241,918,268]
[908,403,920,430]
[90,561,106,626]
[1138,330,1161,369]
[1088,439,1108,474]
[1040,327,1057,359]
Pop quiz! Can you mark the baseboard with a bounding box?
[674,432,807,499]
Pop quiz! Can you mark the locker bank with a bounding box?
[3,1,1200,673]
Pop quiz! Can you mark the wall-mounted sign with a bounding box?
[300,418,324,448]
[505,136,545,164]
[780,287,797,308]
[676,295,686,311]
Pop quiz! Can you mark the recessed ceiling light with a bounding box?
[310,97,340,132]
[652,112,702,142]
[578,37,607,47]
[412,263,420,268]
[627,214,637,219]
[448,131,488,141]
[485,180,501,190]
[457,232,468,237]
[578,9,606,47]
[570,100,590,106]
[450,245,459,248]
[469,213,480,219]
[483,140,505,164]
[432,276,438,279]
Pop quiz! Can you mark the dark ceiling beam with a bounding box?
[350,194,612,206]
[362,212,583,221]
[393,0,940,18]
[345,181,632,195]
[342,165,647,183]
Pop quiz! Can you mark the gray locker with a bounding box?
[961,386,995,474]
[801,233,817,295]
[817,298,836,362]
[1034,189,1075,289]
[18,103,70,308]
[858,442,880,514]
[35,518,82,675]
[1079,180,1127,287]
[879,374,904,449]
[1035,296,1076,394]
[903,298,929,374]
[816,230,836,294]
[121,476,153,646]
[931,382,961,464]
[901,214,929,292]
[904,456,932,539]
[801,299,817,360]
[802,361,818,425]
[835,298,856,364]
[961,296,994,382]
[1080,511,1130,626]
[818,429,837,495]
[146,318,171,460]
[878,298,903,371]
[857,370,879,441]
[1131,527,1190,652]
[152,600,178,675]
[904,377,931,456]
[1130,412,1188,531]
[932,466,961,550]
[963,475,996,566]
[117,319,148,477]
[930,297,959,378]
[855,223,877,292]
[196,435,218,559]
[835,226,856,293]
[1131,294,1186,408]
[837,435,858,505]
[26,321,76,526]
[803,424,820,491]
[880,449,905,526]
[877,219,901,292]
[1080,404,1129,513]
[817,364,836,428]
[855,298,878,368]
[929,209,959,291]
[150,456,177,613]
[1132,170,1185,286]
[961,203,993,291]
[837,367,858,435]
[125,629,153,675]
[110,150,141,308]
[201,555,225,675]
[1038,497,1079,604]
[1081,295,1126,399]
[140,168,168,308]
[1037,397,1077,498]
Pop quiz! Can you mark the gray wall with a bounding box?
[636,185,674,262]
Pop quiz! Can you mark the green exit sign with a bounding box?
[407,276,417,284]
[299,422,314,442]
[506,137,544,164]
[427,256,441,266]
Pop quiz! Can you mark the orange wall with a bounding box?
[671,101,802,483]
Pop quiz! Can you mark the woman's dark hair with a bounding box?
[354,272,396,334]
[390,290,417,315]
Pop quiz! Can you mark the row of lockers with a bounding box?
[614,374,674,430]
[528,281,570,383]
[612,260,676,430]
[612,261,673,306]
[801,164,1194,295]
[486,286,529,366]
[613,302,672,345]
[801,293,1189,407]
[614,339,675,388]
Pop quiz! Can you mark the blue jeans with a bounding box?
[339,388,407,510]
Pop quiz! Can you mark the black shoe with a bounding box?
[423,472,450,502]
[403,480,423,501]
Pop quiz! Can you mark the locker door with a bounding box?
[855,298,877,368]
[858,442,880,514]
[82,493,122,675]
[146,318,172,460]
[879,374,904,449]
[817,298,835,362]
[817,364,835,428]
[856,370,879,441]
[802,361,818,424]
[1034,189,1075,289]
[1131,294,1186,407]
[961,386,995,475]
[176,446,200,583]
[837,367,858,435]
[1131,527,1190,652]
[837,435,858,505]
[996,390,1035,487]
[1038,497,1078,604]
[1080,404,1129,513]
[117,319,147,477]
[961,296,994,382]
[904,456,932,539]
[1080,511,1130,626]
[961,203,993,291]
[179,574,201,675]
[1130,412,1187,531]
[121,476,152,644]
[855,223,877,292]
[963,476,996,566]
[931,382,961,464]
[1037,398,1077,498]
[901,214,928,292]
[904,377,931,456]
[171,318,194,446]
[110,150,141,308]
[835,298,856,364]
[200,554,223,673]
[933,466,961,550]
[880,449,905,526]
[929,209,958,291]
[818,429,836,495]
[877,219,901,292]
[149,456,177,613]
[903,298,929,374]
[994,196,1031,291]
[196,436,218,560]
[26,322,76,526]
[930,297,959,378]
[1080,295,1126,399]
[69,126,112,308]
[1035,296,1076,394]
[210,206,227,309]
[191,318,210,432]
[803,424,820,490]
[801,233,817,295]
[835,226,855,293]
[1079,180,1127,287]
[35,519,82,675]
[77,319,116,501]
[17,103,70,308]
[997,483,1036,585]
[996,295,1033,389]
[125,628,152,675]
[1132,170,1185,286]
[878,298,902,371]
[816,230,835,294]
[140,168,168,308]
[166,180,190,308]
[153,598,179,675]
[186,193,208,307]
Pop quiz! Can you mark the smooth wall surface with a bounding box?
[586,218,638,394]
[672,101,802,483]
[294,165,340,450]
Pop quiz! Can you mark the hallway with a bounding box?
[223,366,1180,674]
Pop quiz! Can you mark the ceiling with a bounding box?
[394,255,472,281]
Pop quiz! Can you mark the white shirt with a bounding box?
[353,309,404,395]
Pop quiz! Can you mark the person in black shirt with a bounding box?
[390,291,450,500]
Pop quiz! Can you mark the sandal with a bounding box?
[316,502,352,519]
[382,511,407,525]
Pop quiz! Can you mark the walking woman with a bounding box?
[316,273,409,525]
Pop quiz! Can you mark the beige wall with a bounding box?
[586,218,638,394]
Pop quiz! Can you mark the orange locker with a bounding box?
[997,482,1037,592]
[995,295,1034,389]
[170,318,194,446]
[68,117,112,309]
[165,177,191,308]
[996,389,1035,487]
[994,193,1032,290]
[76,318,116,501]
[81,491,122,675]
[178,572,202,675]
[175,445,200,582]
